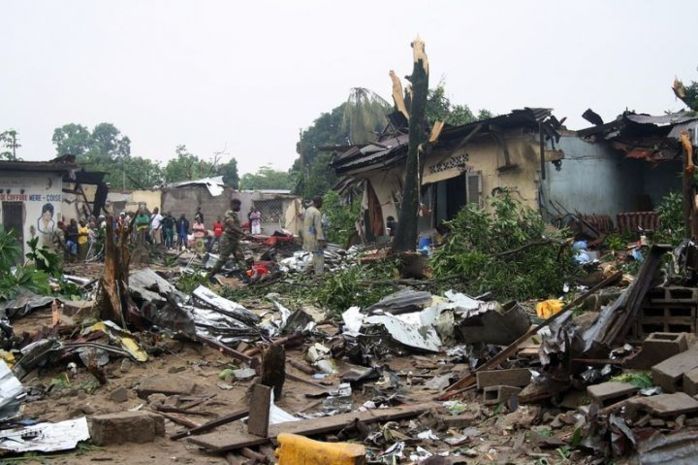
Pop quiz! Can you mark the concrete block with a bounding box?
[483,385,521,406]
[476,368,531,390]
[587,381,638,405]
[89,411,165,445]
[627,332,691,369]
[627,392,698,418]
[684,368,698,396]
[136,374,195,398]
[652,347,698,393]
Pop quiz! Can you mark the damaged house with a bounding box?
[331,108,564,239]
[331,108,696,240]
[0,156,108,258]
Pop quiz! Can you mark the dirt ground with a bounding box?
[0,263,603,465]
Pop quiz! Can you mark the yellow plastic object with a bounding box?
[84,321,148,362]
[276,433,366,465]
[536,299,564,319]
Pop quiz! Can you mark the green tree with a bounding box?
[52,123,92,157]
[342,88,390,144]
[425,83,493,125]
[240,165,293,190]
[292,105,348,198]
[123,157,164,189]
[218,158,240,188]
[164,145,213,183]
[90,122,131,161]
[0,129,20,160]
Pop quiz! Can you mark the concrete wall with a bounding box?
[162,187,300,233]
[544,134,682,219]
[0,171,64,258]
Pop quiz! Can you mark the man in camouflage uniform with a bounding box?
[207,199,245,279]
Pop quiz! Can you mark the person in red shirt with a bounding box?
[210,216,224,253]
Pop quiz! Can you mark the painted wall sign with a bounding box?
[0,193,62,202]
[428,153,470,175]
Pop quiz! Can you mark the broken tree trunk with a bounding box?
[392,36,429,253]
[96,216,133,327]
[680,130,697,239]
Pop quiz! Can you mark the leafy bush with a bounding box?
[656,191,685,245]
[431,191,576,300]
[25,237,61,276]
[0,228,53,300]
[322,190,360,246]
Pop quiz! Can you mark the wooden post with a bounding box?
[392,36,429,253]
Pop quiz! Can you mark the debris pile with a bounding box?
[0,203,697,465]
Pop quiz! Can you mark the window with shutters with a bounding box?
[465,171,482,207]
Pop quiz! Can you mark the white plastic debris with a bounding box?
[0,417,90,453]
[364,313,441,352]
[0,360,24,422]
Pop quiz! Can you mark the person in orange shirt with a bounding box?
[210,216,224,252]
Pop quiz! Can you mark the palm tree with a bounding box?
[341,88,391,145]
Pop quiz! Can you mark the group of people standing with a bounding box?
[51,216,106,262]
[129,205,263,252]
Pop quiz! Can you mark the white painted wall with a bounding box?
[0,171,64,258]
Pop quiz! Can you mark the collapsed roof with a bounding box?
[577,110,698,162]
[331,107,561,176]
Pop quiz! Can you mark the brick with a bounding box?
[276,433,366,465]
[684,368,698,396]
[652,347,698,393]
[136,374,195,398]
[441,413,477,428]
[483,385,521,406]
[587,382,638,405]
[626,332,690,369]
[476,368,531,390]
[627,392,698,418]
[89,411,165,445]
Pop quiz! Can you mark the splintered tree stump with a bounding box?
[260,345,286,399]
[96,215,133,326]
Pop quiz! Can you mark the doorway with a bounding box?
[2,202,24,263]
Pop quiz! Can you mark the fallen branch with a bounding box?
[495,238,557,258]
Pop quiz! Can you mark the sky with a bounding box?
[2,0,697,175]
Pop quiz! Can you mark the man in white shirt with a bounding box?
[150,207,164,246]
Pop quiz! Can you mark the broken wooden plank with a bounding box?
[170,408,249,441]
[189,402,438,453]
[247,384,271,438]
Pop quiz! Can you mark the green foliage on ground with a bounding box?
[176,270,209,295]
[222,259,399,318]
[431,191,576,301]
[322,191,360,246]
[312,261,397,316]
